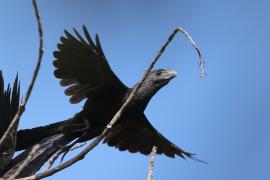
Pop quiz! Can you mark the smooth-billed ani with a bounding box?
[16,26,198,160]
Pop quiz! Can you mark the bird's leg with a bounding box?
[60,118,90,136]
[73,118,90,133]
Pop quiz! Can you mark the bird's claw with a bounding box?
[60,118,90,135]
[73,118,90,133]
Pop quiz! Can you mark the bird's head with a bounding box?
[145,69,177,88]
[137,69,177,96]
[131,69,177,110]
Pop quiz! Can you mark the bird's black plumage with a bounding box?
[0,71,20,171]
[0,71,20,137]
[16,26,197,159]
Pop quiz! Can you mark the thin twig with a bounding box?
[44,142,86,171]
[43,150,62,171]
[7,145,40,180]
[147,146,158,180]
[68,142,86,152]
[0,0,44,148]
[17,27,205,180]
[175,27,206,77]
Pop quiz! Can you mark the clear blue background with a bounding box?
[1,0,270,179]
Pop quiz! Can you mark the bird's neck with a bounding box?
[127,84,158,112]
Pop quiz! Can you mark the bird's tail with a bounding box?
[16,120,69,151]
[2,134,74,178]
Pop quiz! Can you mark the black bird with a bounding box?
[16,26,198,160]
[0,71,20,171]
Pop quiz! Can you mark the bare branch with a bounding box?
[68,142,86,151]
[147,146,158,180]
[17,26,205,180]
[45,142,86,171]
[44,150,62,172]
[175,27,206,77]
[0,0,44,148]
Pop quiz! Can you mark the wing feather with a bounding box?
[53,26,127,104]
[103,114,198,159]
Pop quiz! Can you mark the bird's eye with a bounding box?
[156,71,162,76]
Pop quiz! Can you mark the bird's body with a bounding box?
[16,26,198,159]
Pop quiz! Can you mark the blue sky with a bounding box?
[1,0,270,179]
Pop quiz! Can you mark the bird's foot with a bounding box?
[73,118,90,133]
[60,118,90,136]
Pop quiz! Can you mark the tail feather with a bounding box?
[2,134,74,178]
[16,120,67,151]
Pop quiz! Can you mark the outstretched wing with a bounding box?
[103,114,199,160]
[53,26,127,104]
